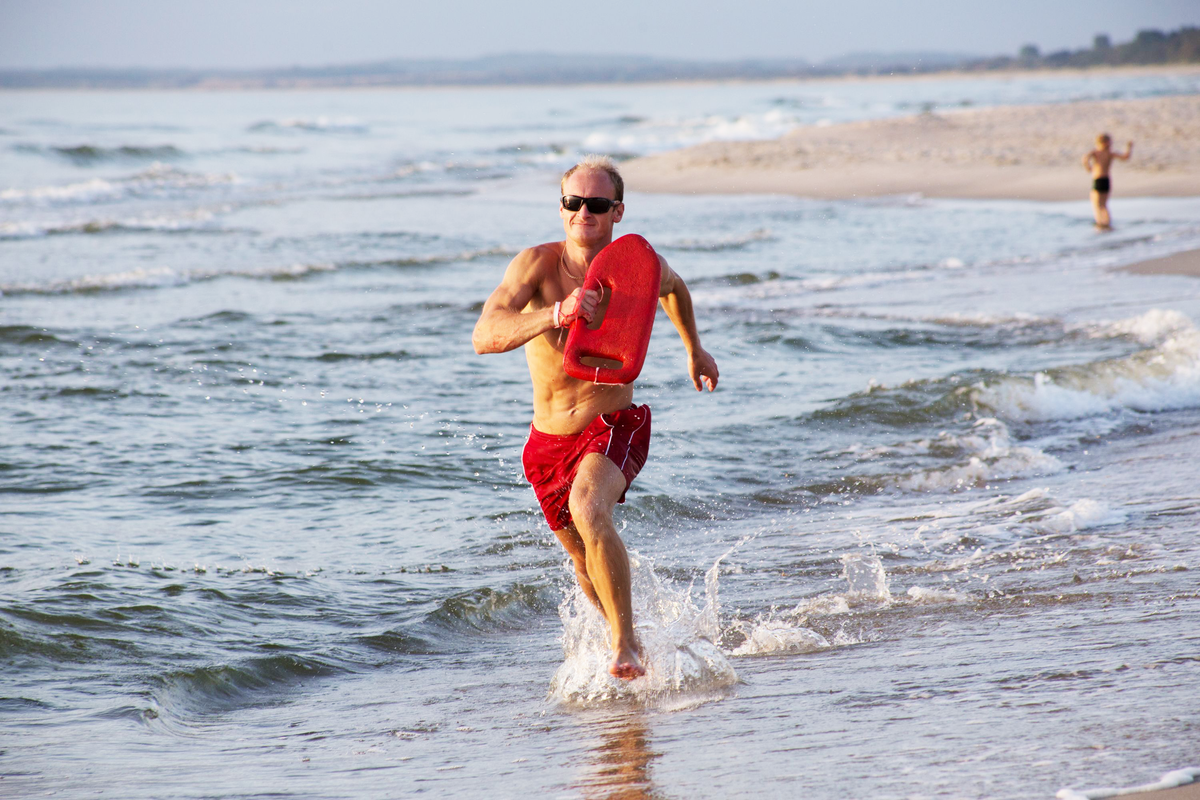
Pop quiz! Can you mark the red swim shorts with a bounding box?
[522,404,651,531]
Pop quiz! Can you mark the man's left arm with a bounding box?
[658,258,718,392]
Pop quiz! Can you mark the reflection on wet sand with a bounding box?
[575,713,662,800]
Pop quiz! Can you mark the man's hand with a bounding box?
[555,288,599,328]
[689,347,719,392]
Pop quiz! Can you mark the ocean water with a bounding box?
[3,72,1200,799]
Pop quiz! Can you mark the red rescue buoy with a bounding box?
[563,234,661,385]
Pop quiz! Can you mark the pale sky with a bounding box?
[1,0,1197,70]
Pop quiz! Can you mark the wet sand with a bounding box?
[1058,773,1200,800]
[1139,784,1200,800]
[1120,248,1200,278]
[623,95,1200,201]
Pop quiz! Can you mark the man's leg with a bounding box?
[567,452,645,680]
[553,525,603,611]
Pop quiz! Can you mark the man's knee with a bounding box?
[570,453,625,512]
[567,486,613,537]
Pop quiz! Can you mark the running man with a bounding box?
[1083,133,1134,230]
[472,155,719,680]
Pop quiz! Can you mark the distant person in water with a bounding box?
[1083,133,1133,231]
[472,155,719,680]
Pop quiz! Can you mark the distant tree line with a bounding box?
[969,26,1200,70]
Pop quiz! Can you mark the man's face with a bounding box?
[560,168,624,248]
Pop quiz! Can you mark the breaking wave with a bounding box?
[248,117,369,134]
[14,143,185,164]
[151,655,343,719]
[0,209,228,240]
[661,228,776,252]
[0,246,513,296]
[888,417,1063,492]
[971,310,1200,422]
[0,163,240,206]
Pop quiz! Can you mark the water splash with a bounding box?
[730,553,894,657]
[891,417,1063,492]
[729,620,830,657]
[841,552,891,601]
[549,552,737,709]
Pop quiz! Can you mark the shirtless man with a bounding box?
[472,155,718,680]
[1083,133,1134,230]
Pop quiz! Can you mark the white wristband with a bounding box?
[553,301,562,328]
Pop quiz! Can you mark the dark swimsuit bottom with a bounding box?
[1093,177,1111,193]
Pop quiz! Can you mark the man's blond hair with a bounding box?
[561,155,624,202]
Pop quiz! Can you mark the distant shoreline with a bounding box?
[1,62,1197,93]
[5,25,1197,91]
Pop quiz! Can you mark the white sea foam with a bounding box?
[923,310,1049,328]
[691,263,960,307]
[892,418,1062,492]
[730,621,830,657]
[905,586,966,604]
[847,416,1025,461]
[799,268,932,293]
[0,209,222,240]
[1057,766,1200,800]
[0,261,342,296]
[1087,308,1195,346]
[973,312,1200,422]
[910,489,1125,555]
[0,163,239,207]
[786,594,854,618]
[1030,499,1127,534]
[1,177,119,204]
[580,108,806,155]
[249,116,369,134]
[549,553,737,708]
[663,228,775,252]
[34,266,186,293]
[730,553,893,657]
[0,245,508,296]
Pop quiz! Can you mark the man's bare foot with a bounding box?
[610,642,645,680]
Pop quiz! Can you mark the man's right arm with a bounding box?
[473,249,555,355]
[472,248,597,354]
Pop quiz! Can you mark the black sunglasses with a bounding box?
[561,195,621,214]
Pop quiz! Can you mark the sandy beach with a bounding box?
[623,94,1200,202]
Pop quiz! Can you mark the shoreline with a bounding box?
[1059,768,1200,800]
[1120,248,1200,278]
[623,93,1200,202]
[1134,785,1200,800]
